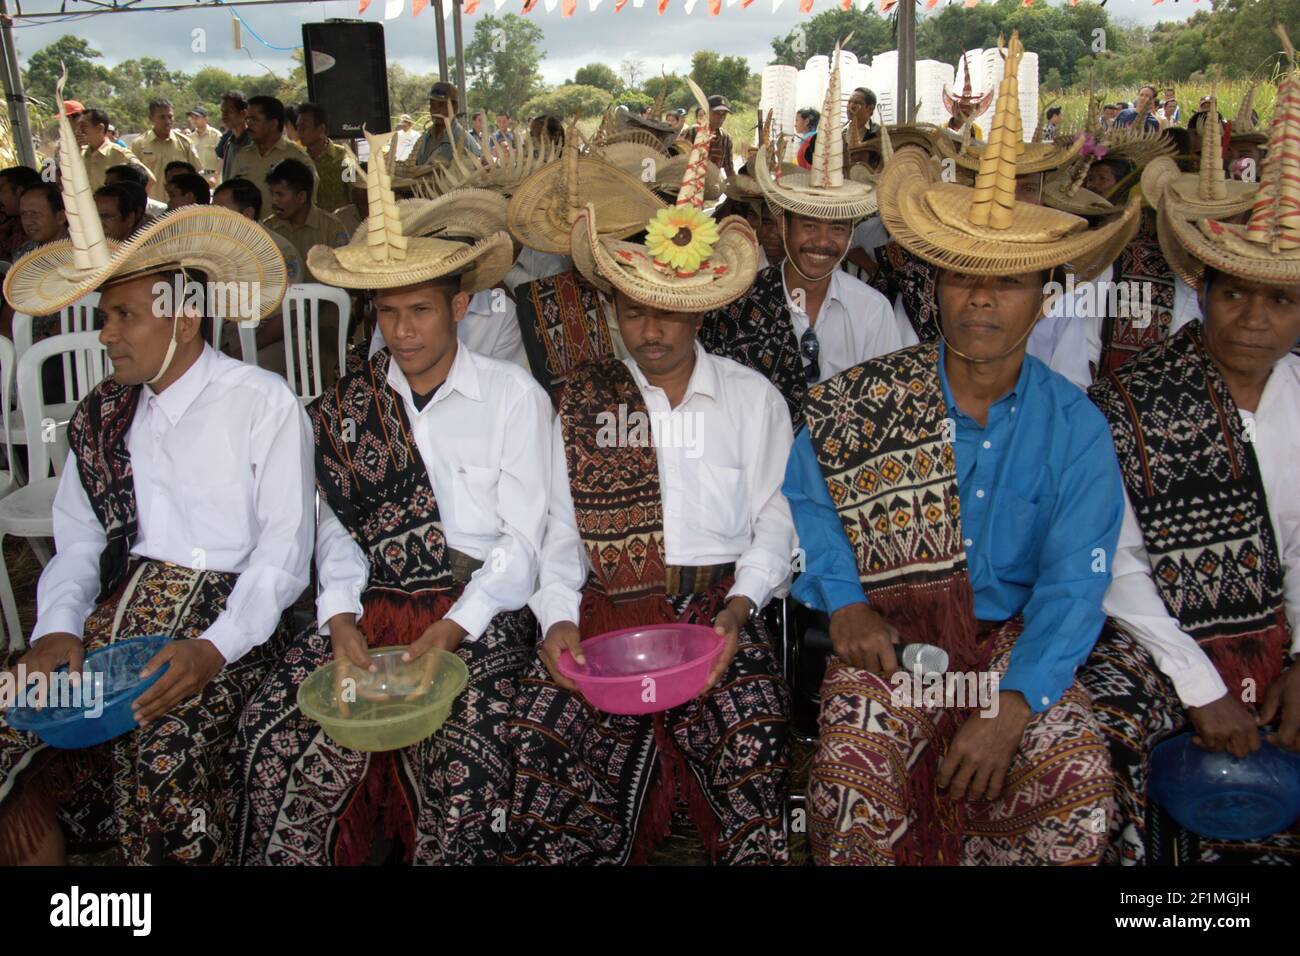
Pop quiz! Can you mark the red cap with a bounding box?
[62,100,85,117]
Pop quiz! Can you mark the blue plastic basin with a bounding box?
[5,635,172,749]
[1149,731,1300,841]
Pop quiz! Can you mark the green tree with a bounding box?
[23,35,111,105]
[770,7,895,66]
[522,84,612,120]
[573,63,622,94]
[1202,0,1300,78]
[690,51,753,106]
[387,64,434,117]
[465,14,546,117]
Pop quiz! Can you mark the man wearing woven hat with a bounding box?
[754,44,917,387]
[231,132,551,866]
[505,99,795,865]
[1033,100,1251,388]
[0,79,311,866]
[1081,26,1300,866]
[785,33,1139,866]
[412,81,482,167]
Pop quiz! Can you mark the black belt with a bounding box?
[664,563,735,597]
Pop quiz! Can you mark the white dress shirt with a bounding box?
[503,248,573,294]
[368,289,529,371]
[783,263,917,383]
[1027,265,1201,390]
[33,346,314,663]
[531,343,796,634]
[315,344,553,641]
[1103,353,1300,707]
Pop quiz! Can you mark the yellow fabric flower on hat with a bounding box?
[645,205,720,276]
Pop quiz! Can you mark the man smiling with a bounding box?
[0,84,307,866]
[785,33,1140,865]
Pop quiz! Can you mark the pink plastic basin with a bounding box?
[557,623,725,715]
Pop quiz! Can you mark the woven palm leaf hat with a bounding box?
[1229,83,1269,147]
[307,130,513,294]
[942,49,995,133]
[879,32,1142,282]
[1153,25,1300,287]
[507,120,666,255]
[1140,93,1257,221]
[570,79,758,313]
[400,130,562,199]
[755,40,878,222]
[4,71,288,383]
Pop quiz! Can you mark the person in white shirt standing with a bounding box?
[231,132,552,866]
[506,92,795,865]
[751,51,915,386]
[0,81,310,866]
[1082,44,1300,866]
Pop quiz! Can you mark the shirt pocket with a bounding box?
[448,463,501,537]
[695,461,749,542]
[989,490,1054,585]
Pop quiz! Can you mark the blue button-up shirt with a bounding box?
[784,344,1124,712]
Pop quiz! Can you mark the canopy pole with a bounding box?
[452,0,466,117]
[0,0,37,168]
[433,0,450,84]
[896,0,915,124]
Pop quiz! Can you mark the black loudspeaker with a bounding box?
[302,20,390,139]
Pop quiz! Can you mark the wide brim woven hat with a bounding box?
[4,76,286,322]
[599,141,667,180]
[754,41,877,221]
[933,125,1085,175]
[506,125,666,255]
[403,188,509,239]
[879,32,1141,282]
[400,131,562,199]
[653,153,722,200]
[569,78,758,313]
[307,131,513,294]
[1154,27,1300,287]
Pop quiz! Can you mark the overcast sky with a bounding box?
[10,0,1197,85]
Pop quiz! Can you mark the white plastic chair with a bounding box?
[10,292,101,448]
[0,332,111,650]
[282,283,352,404]
[0,337,18,501]
[210,316,261,366]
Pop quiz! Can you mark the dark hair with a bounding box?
[220,90,249,111]
[285,103,300,129]
[147,98,173,116]
[82,107,110,130]
[94,181,147,222]
[797,108,820,128]
[1045,106,1062,121]
[265,157,315,198]
[23,181,64,214]
[296,102,327,129]
[0,165,41,192]
[1103,103,1121,112]
[105,163,149,188]
[852,87,877,106]
[542,114,563,142]
[248,95,286,132]
[213,177,263,219]
[1163,126,1191,156]
[495,108,511,118]
[169,172,211,205]
[164,160,197,179]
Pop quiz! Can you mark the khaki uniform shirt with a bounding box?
[189,125,223,174]
[226,136,316,220]
[306,140,361,214]
[82,139,153,191]
[263,205,350,265]
[130,129,203,201]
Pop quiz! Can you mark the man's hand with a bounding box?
[7,634,84,710]
[539,621,585,692]
[132,639,226,726]
[828,602,900,676]
[1260,665,1300,753]
[937,691,1033,802]
[328,613,373,717]
[705,597,752,692]
[1188,692,1261,758]
[401,619,469,702]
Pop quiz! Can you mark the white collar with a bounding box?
[625,341,718,405]
[385,342,481,413]
[143,344,216,426]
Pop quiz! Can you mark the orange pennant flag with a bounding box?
[411,0,428,13]
[658,0,669,12]
[800,0,813,10]
[358,0,372,12]
[710,0,722,12]
[465,0,480,10]
[964,0,978,6]
[840,0,851,8]
[879,0,897,11]
[616,0,629,8]
[563,0,576,13]
[522,0,538,10]
[925,0,938,7]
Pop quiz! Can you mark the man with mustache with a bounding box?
[785,33,1138,865]
[505,97,795,865]
[0,87,309,865]
[1081,36,1300,865]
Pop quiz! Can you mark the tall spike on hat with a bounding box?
[651,68,670,121]
[1199,93,1228,203]
[877,106,894,166]
[969,34,1023,229]
[362,129,409,263]
[1243,23,1300,254]
[673,79,714,211]
[810,38,849,190]
[55,65,111,275]
[1234,83,1258,133]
